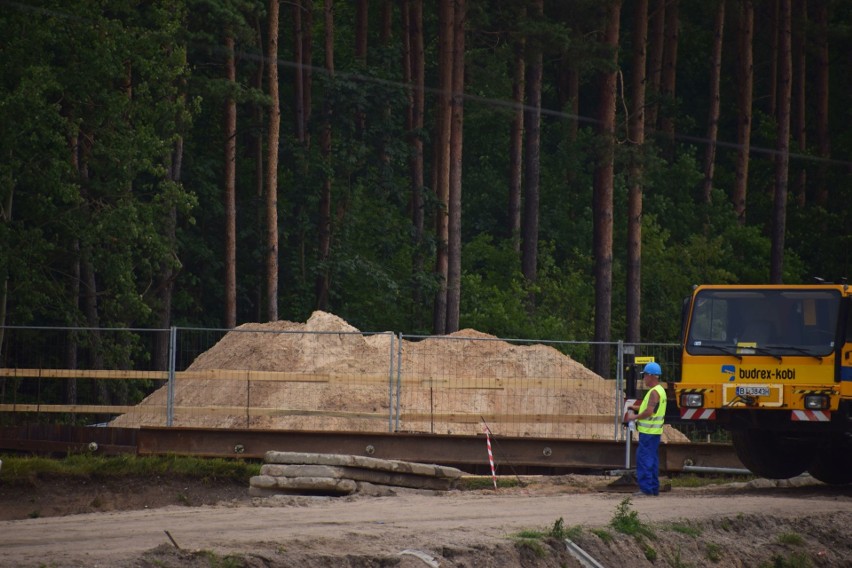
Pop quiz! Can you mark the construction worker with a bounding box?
[627,361,667,496]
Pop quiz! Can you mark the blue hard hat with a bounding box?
[643,361,662,376]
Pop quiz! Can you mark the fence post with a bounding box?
[615,340,624,441]
[387,332,394,432]
[167,326,176,427]
[395,333,403,432]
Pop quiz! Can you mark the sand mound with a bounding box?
[113,311,687,442]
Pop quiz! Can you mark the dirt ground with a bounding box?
[6,313,851,566]
[2,473,852,567]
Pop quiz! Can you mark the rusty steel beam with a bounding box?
[0,425,743,474]
[136,427,744,474]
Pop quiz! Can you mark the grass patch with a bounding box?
[610,497,655,539]
[706,542,723,563]
[0,454,260,484]
[759,552,812,568]
[590,528,613,544]
[640,540,657,562]
[512,517,580,541]
[664,547,689,568]
[199,550,244,568]
[669,522,702,537]
[513,538,546,558]
[671,474,754,488]
[778,532,805,547]
[457,476,522,490]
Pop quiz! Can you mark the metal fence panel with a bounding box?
[112,327,397,431]
[0,327,169,427]
[394,334,622,439]
[1,326,715,443]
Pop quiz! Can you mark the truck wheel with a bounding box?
[808,440,852,485]
[732,430,813,479]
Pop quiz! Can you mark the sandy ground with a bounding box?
[2,474,852,567]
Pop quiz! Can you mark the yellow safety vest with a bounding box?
[637,384,667,435]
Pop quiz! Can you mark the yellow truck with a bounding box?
[675,283,852,483]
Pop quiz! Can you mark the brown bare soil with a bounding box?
[1,473,851,567]
[6,313,849,566]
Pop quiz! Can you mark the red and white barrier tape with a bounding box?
[484,424,497,490]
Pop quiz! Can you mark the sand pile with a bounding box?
[113,311,687,442]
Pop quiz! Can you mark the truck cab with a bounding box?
[675,283,852,483]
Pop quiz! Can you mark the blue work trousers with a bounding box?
[636,432,661,495]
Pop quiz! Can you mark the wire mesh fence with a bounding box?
[394,334,622,439]
[0,327,168,427]
[1,325,708,442]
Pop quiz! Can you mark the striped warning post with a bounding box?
[484,424,497,491]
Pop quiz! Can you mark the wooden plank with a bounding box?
[400,413,614,425]
[176,370,335,383]
[0,368,167,380]
[0,368,604,390]
[0,403,143,414]
[171,406,387,420]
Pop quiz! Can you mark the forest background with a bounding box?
[1,0,851,379]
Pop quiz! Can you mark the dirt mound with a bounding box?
[114,311,687,442]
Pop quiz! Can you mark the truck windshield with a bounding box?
[685,289,840,357]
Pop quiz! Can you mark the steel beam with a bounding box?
[0,425,744,475]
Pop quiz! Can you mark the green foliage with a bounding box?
[610,497,655,539]
[671,474,754,488]
[2,0,850,342]
[641,540,658,562]
[664,547,690,568]
[199,550,245,568]
[513,537,546,558]
[777,533,805,547]
[510,517,579,547]
[759,552,813,568]
[705,542,723,563]
[590,528,613,543]
[457,476,522,491]
[669,522,702,537]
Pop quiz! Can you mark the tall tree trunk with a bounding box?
[355,0,368,63]
[254,16,266,322]
[770,0,792,284]
[768,0,779,117]
[380,0,392,44]
[432,0,454,335]
[645,0,666,136]
[792,0,806,207]
[814,0,830,206]
[293,1,306,142]
[508,6,525,253]
[303,1,314,147]
[316,0,335,310]
[354,0,368,135]
[593,0,621,378]
[627,0,648,345]
[733,0,754,225]
[702,0,725,204]
[404,0,426,320]
[445,0,465,333]
[224,34,238,328]
[521,0,543,311]
[266,0,281,321]
[659,0,679,147]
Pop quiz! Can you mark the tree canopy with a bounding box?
[2,0,850,348]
